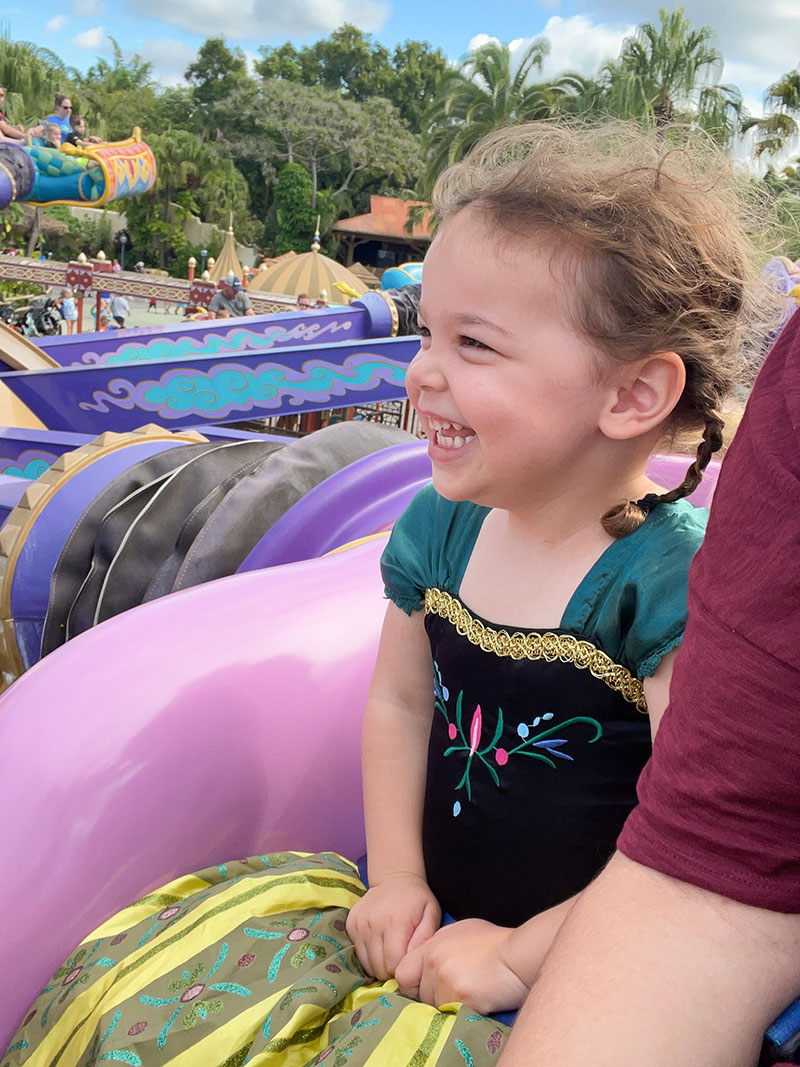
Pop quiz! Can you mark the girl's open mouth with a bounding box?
[427,418,475,450]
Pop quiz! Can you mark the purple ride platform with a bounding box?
[0,335,418,434]
[33,291,396,367]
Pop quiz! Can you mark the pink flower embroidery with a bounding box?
[237,953,255,967]
[487,1029,503,1054]
[448,723,457,740]
[128,1021,148,1037]
[180,983,205,1003]
[62,967,82,986]
[495,748,508,766]
[469,705,482,755]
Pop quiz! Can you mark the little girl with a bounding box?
[4,124,772,1066]
[59,287,77,334]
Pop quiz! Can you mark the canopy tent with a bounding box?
[207,223,244,283]
[249,233,367,302]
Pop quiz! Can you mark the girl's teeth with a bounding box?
[434,431,474,449]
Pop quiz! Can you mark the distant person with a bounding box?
[58,287,77,335]
[27,122,62,150]
[134,261,145,273]
[43,94,73,140]
[208,273,253,319]
[63,114,102,148]
[316,289,329,308]
[0,86,25,142]
[296,292,313,311]
[110,294,130,328]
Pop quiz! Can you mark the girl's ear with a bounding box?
[599,352,686,441]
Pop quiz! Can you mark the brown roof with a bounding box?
[333,195,432,242]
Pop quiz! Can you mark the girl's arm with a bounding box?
[345,601,442,979]
[394,649,679,1011]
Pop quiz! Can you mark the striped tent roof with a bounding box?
[249,247,367,302]
[348,262,381,288]
[247,251,297,291]
[208,225,243,283]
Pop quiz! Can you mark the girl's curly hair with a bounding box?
[432,121,781,536]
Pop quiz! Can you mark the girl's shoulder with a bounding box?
[566,498,708,679]
[380,484,489,616]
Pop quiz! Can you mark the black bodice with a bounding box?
[421,589,651,927]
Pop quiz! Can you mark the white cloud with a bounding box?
[73,25,105,49]
[72,0,105,14]
[468,15,632,80]
[574,0,800,117]
[126,0,390,40]
[135,38,198,86]
[45,14,68,32]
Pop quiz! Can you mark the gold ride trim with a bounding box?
[424,587,647,714]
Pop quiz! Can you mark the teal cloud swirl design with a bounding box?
[77,318,354,365]
[78,354,409,420]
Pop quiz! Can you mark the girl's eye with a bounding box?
[417,322,430,338]
[459,336,490,351]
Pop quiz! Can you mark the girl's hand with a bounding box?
[395,918,529,1014]
[346,874,441,980]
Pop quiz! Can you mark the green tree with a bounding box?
[257,24,392,101]
[422,38,551,192]
[219,80,420,209]
[602,7,742,143]
[0,34,68,126]
[69,37,157,140]
[388,40,448,133]
[256,26,448,134]
[744,70,800,157]
[185,36,252,138]
[128,128,258,268]
[273,162,316,254]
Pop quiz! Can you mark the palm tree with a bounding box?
[422,38,551,192]
[0,35,68,126]
[744,70,800,157]
[601,7,742,145]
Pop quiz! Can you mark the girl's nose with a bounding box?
[406,343,447,394]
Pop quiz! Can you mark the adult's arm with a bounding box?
[500,309,800,1064]
[0,118,24,140]
[499,853,800,1067]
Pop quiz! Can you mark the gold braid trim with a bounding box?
[424,588,647,714]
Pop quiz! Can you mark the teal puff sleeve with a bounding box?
[380,484,488,615]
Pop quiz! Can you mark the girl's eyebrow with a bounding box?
[417,305,512,337]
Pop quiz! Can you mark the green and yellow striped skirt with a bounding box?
[3,853,509,1067]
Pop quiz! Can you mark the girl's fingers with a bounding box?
[395,946,424,998]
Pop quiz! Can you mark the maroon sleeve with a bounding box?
[618,311,800,911]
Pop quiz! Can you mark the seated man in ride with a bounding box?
[208,273,254,319]
[0,86,25,141]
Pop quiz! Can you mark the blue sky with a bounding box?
[2,0,798,118]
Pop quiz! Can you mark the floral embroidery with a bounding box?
[433,661,603,811]
[138,943,252,1049]
[40,941,115,1026]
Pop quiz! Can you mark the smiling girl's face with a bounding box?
[406,208,621,516]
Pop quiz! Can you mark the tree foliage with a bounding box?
[600,7,742,143]
[422,38,551,191]
[0,34,67,125]
[256,24,447,135]
[70,37,157,140]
